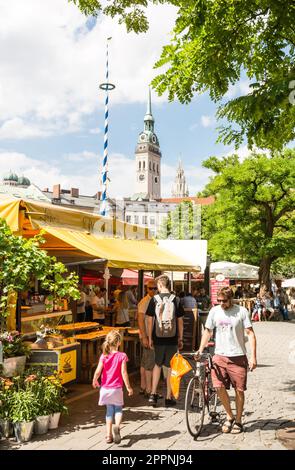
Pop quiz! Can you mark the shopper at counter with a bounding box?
[92,288,106,325]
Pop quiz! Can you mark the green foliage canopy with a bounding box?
[201,148,295,287]
[69,0,295,150]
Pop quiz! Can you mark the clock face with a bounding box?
[140,133,146,141]
[139,174,145,181]
[152,134,157,144]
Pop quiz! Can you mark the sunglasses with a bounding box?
[148,287,157,290]
[217,298,229,303]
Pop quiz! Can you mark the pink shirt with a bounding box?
[99,351,128,388]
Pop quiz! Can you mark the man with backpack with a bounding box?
[146,274,184,407]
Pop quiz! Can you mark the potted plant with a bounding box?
[0,376,15,438]
[24,372,52,435]
[0,331,31,377]
[47,372,68,429]
[10,388,37,442]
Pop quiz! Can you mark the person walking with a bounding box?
[137,279,157,397]
[146,274,184,407]
[195,286,257,433]
[92,330,133,444]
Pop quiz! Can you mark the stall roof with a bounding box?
[0,198,201,272]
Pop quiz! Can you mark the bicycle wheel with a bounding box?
[185,376,205,438]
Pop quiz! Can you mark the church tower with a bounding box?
[171,159,189,197]
[134,89,161,200]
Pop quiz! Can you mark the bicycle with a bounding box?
[182,351,220,439]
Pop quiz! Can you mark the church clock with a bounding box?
[139,174,145,181]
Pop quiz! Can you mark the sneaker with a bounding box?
[113,425,121,444]
[165,398,176,407]
[148,393,157,406]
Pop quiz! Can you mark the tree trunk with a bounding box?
[258,257,273,291]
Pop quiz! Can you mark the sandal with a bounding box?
[231,422,244,434]
[106,436,113,444]
[221,419,234,433]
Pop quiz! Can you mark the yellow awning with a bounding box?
[42,226,199,271]
[0,198,201,271]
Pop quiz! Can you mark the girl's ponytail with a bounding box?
[102,330,121,356]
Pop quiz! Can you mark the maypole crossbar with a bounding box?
[99,37,115,216]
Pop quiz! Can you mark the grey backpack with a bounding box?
[154,294,177,338]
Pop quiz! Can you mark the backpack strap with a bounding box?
[154,295,162,304]
[168,294,175,302]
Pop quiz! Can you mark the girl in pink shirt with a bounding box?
[92,330,133,444]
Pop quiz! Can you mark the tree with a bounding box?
[157,201,201,239]
[200,149,295,289]
[0,219,80,328]
[69,0,295,150]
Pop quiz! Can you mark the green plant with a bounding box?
[0,377,15,419]
[0,331,31,358]
[25,370,67,416]
[0,219,80,326]
[9,389,37,423]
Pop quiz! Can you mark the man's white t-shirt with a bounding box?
[205,304,252,356]
[138,295,152,338]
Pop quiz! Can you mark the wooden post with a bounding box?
[138,270,144,301]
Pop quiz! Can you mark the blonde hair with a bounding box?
[117,290,129,309]
[102,330,121,355]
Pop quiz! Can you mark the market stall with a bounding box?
[0,197,202,384]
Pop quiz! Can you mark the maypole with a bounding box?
[99,37,115,216]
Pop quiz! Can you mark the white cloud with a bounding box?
[200,115,215,128]
[0,0,176,135]
[0,149,212,199]
[0,118,50,139]
[89,128,102,135]
[225,79,252,99]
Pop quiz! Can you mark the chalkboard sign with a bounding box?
[182,308,198,352]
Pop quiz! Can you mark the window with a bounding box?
[143,161,146,170]
[139,161,141,170]
[149,161,152,171]
[126,215,131,223]
[134,215,139,224]
[142,215,148,225]
[157,164,159,174]
[153,163,155,172]
[150,217,155,225]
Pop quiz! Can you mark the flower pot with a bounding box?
[14,421,34,443]
[48,412,61,429]
[0,419,14,438]
[34,415,50,435]
[2,355,26,377]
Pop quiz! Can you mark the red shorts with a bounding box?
[211,355,248,391]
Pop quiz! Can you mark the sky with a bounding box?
[0,0,251,199]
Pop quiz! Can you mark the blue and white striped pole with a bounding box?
[99,38,115,216]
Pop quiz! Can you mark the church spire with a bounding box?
[171,158,189,197]
[144,87,154,132]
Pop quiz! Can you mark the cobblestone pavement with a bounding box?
[1,321,295,451]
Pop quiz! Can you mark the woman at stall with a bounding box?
[114,290,130,327]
